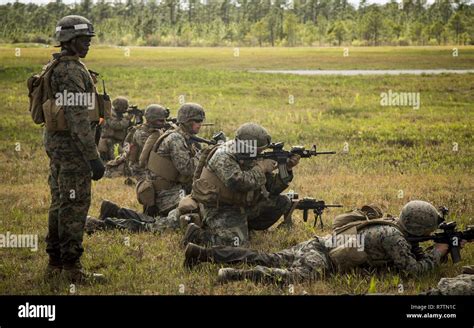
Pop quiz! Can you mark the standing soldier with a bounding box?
[98,96,130,161]
[44,15,105,283]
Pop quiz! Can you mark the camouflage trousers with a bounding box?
[208,237,332,283]
[95,185,186,233]
[104,161,129,178]
[129,162,146,181]
[191,194,291,247]
[155,185,186,215]
[101,208,181,233]
[45,154,91,267]
[423,273,474,295]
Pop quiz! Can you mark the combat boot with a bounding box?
[217,268,244,283]
[62,262,106,284]
[99,200,120,220]
[184,243,212,269]
[182,223,203,247]
[44,259,62,280]
[85,216,107,234]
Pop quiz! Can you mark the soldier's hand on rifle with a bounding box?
[434,243,450,257]
[256,159,276,174]
[287,154,301,170]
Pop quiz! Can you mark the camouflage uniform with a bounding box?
[423,273,473,295]
[98,109,130,161]
[100,126,198,231]
[147,126,199,213]
[88,208,182,233]
[88,105,204,234]
[189,224,442,284]
[125,123,162,180]
[44,53,99,269]
[188,139,292,247]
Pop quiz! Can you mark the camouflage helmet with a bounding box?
[177,103,205,124]
[235,123,271,148]
[145,104,169,121]
[398,200,442,236]
[112,97,129,112]
[55,15,95,43]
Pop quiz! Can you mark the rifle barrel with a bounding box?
[316,151,336,154]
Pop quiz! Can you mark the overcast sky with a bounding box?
[0,0,437,7]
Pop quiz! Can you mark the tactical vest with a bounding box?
[41,56,106,132]
[191,146,259,207]
[147,128,191,191]
[139,130,162,168]
[328,208,402,272]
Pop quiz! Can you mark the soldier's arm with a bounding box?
[382,229,442,276]
[166,134,196,177]
[210,152,266,192]
[124,127,135,144]
[265,171,293,195]
[50,62,98,160]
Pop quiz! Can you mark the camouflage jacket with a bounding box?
[125,123,161,164]
[356,224,441,275]
[155,126,199,180]
[207,140,292,195]
[44,53,98,162]
[101,110,130,141]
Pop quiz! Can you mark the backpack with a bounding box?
[193,143,220,182]
[27,59,60,124]
[332,204,385,234]
[328,204,401,272]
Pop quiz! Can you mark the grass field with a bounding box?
[0,46,473,295]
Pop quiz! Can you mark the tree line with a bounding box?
[1,0,472,46]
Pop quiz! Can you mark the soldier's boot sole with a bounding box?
[217,268,241,284]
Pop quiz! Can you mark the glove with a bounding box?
[287,154,301,170]
[256,159,276,174]
[90,158,105,181]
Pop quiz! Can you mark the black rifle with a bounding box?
[127,105,145,125]
[190,131,226,145]
[282,192,343,229]
[93,78,110,145]
[164,117,215,130]
[236,142,335,180]
[406,221,474,263]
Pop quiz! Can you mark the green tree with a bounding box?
[361,7,384,45]
[283,12,298,46]
[448,12,466,44]
[329,20,347,45]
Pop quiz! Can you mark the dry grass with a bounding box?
[0,46,473,295]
